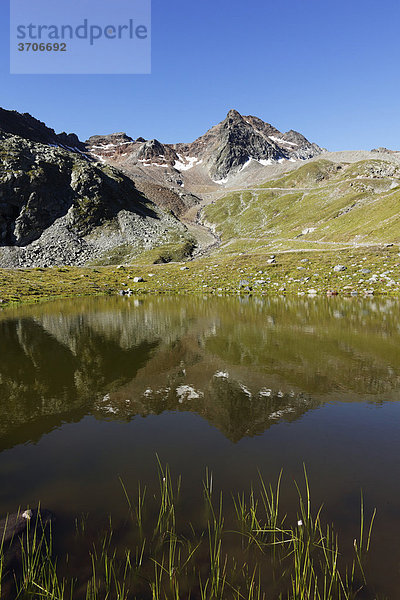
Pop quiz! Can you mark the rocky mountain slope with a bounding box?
[5,106,400,270]
[0,106,326,267]
[0,107,86,151]
[0,128,192,268]
[85,109,324,190]
[173,109,324,180]
[0,108,201,216]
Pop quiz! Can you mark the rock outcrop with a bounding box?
[0,107,86,151]
[0,106,324,267]
[187,109,324,180]
[84,109,324,184]
[0,131,190,267]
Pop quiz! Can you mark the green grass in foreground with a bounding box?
[0,465,376,600]
[1,244,400,307]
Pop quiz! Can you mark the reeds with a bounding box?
[0,464,376,600]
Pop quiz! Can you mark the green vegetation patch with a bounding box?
[1,244,400,307]
[204,159,400,245]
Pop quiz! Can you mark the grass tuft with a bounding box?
[0,465,377,600]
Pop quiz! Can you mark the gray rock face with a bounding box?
[87,132,134,147]
[371,147,400,155]
[171,109,324,180]
[281,130,325,159]
[0,134,155,246]
[136,139,179,164]
[0,133,189,267]
[203,109,284,180]
[0,107,86,151]
[84,108,324,183]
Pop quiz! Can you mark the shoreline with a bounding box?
[1,244,400,307]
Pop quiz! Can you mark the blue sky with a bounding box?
[1,0,399,150]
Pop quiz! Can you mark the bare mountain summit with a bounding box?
[85,109,324,187]
[173,109,323,180]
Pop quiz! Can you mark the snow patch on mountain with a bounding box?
[269,135,298,147]
[174,155,201,171]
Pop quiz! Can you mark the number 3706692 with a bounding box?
[18,43,67,52]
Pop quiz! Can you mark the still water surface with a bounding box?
[1,295,400,596]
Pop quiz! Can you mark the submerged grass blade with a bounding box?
[0,465,376,600]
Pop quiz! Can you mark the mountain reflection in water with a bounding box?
[0,295,399,448]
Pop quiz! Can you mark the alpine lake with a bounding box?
[1,294,400,599]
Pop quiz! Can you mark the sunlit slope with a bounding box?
[204,159,400,244]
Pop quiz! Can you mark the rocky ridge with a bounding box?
[0,107,86,151]
[0,106,324,267]
[85,109,324,186]
[0,131,190,268]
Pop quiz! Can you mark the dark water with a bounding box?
[1,295,400,596]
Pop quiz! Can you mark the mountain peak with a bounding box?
[226,109,243,122]
[0,106,324,189]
